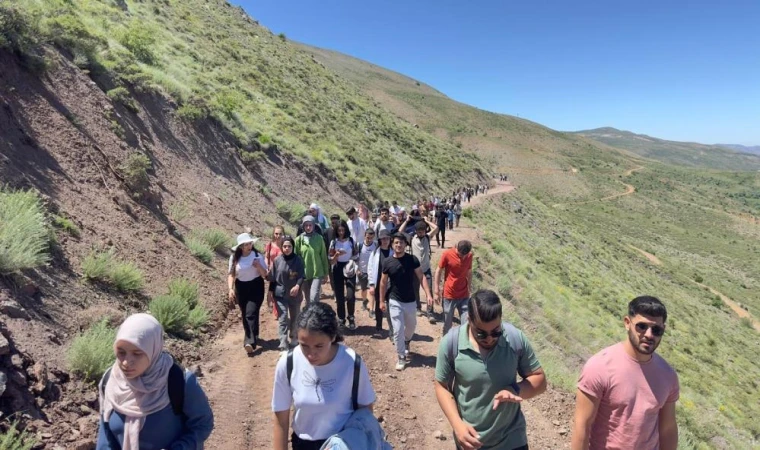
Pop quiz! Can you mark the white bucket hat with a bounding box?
[231,233,258,251]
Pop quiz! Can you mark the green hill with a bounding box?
[575,127,760,171]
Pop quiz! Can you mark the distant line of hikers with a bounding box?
[96,183,680,450]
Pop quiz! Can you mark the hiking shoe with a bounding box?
[348,318,357,331]
[404,349,411,362]
[369,310,376,319]
[395,358,406,371]
[428,315,437,325]
[244,344,254,355]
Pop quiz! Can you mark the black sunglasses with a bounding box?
[474,326,503,340]
[634,322,665,337]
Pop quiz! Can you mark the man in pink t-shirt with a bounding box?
[572,296,680,450]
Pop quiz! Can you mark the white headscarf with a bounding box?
[100,313,175,450]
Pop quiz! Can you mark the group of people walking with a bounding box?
[95,187,681,450]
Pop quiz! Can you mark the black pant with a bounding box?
[333,262,356,322]
[291,432,325,450]
[456,444,527,450]
[436,226,446,248]
[236,277,264,346]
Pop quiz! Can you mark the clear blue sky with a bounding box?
[235,0,760,145]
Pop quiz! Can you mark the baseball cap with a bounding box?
[378,229,391,239]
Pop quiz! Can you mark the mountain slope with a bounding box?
[575,127,760,170]
[717,143,760,156]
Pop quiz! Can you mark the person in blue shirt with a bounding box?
[96,313,214,450]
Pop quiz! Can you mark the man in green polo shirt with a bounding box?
[434,289,547,450]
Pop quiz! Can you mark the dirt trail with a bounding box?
[628,245,662,265]
[693,282,760,332]
[202,182,572,449]
[553,165,643,208]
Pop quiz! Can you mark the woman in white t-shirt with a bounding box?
[272,302,376,450]
[329,220,358,330]
[227,233,268,355]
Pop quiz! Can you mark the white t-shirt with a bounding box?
[271,344,376,440]
[357,241,377,273]
[228,252,267,282]
[411,235,431,272]
[331,239,354,263]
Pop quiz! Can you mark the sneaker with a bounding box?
[395,358,406,371]
[348,318,357,331]
[339,320,346,329]
[244,344,254,355]
[362,300,369,311]
[428,315,437,325]
[369,310,376,319]
[404,349,411,362]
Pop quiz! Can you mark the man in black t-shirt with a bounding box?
[380,233,434,371]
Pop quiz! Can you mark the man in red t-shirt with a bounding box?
[433,240,473,334]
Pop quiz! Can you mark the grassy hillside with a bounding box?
[575,127,760,171]
[2,0,488,202]
[303,44,760,448]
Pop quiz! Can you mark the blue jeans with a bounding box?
[301,278,322,305]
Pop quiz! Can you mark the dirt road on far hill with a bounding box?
[201,182,574,449]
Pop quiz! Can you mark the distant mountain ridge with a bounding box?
[574,127,760,171]
[716,143,760,156]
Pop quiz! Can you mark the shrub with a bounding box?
[167,201,191,222]
[278,32,287,41]
[109,260,144,293]
[0,188,50,274]
[107,87,138,113]
[187,305,209,330]
[176,104,206,121]
[120,153,151,192]
[67,319,116,382]
[186,237,213,264]
[119,20,156,64]
[52,214,80,237]
[0,5,45,71]
[82,250,112,281]
[82,250,144,292]
[462,207,473,219]
[167,278,199,309]
[210,91,243,121]
[193,228,231,253]
[149,295,189,334]
[0,422,36,450]
[693,273,704,283]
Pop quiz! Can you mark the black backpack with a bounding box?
[286,349,362,410]
[100,363,186,417]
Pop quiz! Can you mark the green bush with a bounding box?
[193,228,231,253]
[52,214,80,238]
[187,305,209,330]
[82,250,144,292]
[67,319,116,382]
[176,104,206,121]
[120,153,151,192]
[0,422,36,450]
[462,207,473,219]
[82,250,112,281]
[186,237,213,264]
[0,5,45,71]
[167,278,199,309]
[149,295,189,334]
[109,260,144,293]
[167,201,191,222]
[107,87,139,113]
[0,188,50,274]
[119,20,156,64]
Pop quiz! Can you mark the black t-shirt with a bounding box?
[382,253,420,303]
[435,210,447,227]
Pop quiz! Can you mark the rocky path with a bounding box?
[200,182,573,449]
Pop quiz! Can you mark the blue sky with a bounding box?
[236,1,760,145]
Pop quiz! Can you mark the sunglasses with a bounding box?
[474,326,503,340]
[634,322,665,337]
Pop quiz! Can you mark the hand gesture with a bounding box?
[492,389,523,410]
[289,285,300,297]
[453,422,482,450]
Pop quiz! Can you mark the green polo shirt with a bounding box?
[435,323,541,450]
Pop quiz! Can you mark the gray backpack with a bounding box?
[444,322,524,392]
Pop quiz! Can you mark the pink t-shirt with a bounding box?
[578,342,679,450]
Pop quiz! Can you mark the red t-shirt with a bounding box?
[438,248,472,299]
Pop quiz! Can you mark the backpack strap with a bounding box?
[352,353,362,411]
[445,325,460,391]
[101,363,185,417]
[167,363,185,416]
[286,349,294,386]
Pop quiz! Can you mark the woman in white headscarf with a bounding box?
[96,313,214,449]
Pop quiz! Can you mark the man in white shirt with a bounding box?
[346,206,367,244]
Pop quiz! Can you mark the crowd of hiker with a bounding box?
[96,182,681,450]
